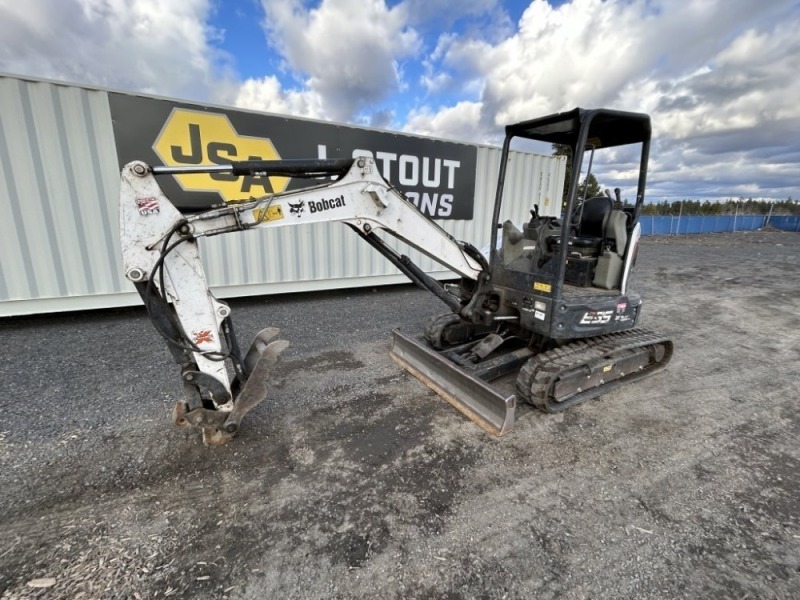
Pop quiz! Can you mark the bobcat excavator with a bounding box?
[120,108,673,445]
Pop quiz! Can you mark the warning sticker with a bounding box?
[533,282,552,293]
[253,205,285,223]
[136,197,160,216]
[193,329,214,345]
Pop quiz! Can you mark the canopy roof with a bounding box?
[506,108,651,148]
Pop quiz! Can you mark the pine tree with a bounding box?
[552,144,602,199]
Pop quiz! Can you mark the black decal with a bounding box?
[306,196,345,215]
[289,200,305,216]
[171,123,203,164]
[241,155,273,195]
[241,174,273,195]
[208,141,238,182]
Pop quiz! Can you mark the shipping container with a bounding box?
[0,74,566,316]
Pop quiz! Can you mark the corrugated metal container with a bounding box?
[0,75,126,315]
[0,74,565,316]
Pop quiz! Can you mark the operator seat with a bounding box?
[577,196,613,239]
[592,202,631,290]
[560,196,613,256]
[545,196,612,258]
[546,196,625,260]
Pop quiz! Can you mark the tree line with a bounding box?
[639,198,800,216]
[550,145,798,216]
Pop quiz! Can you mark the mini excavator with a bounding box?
[120,108,673,444]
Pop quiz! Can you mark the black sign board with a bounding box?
[109,93,477,219]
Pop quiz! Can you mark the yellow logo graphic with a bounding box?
[533,281,552,293]
[153,109,288,202]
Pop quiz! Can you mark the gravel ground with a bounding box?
[1,231,799,599]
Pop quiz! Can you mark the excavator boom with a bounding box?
[119,107,673,445]
[120,157,486,444]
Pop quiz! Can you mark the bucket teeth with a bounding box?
[203,426,235,446]
[244,327,283,374]
[181,333,289,446]
[221,339,290,436]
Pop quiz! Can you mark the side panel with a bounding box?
[553,294,643,339]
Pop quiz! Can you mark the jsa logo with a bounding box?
[580,310,613,325]
[153,109,288,202]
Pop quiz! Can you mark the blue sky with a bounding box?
[213,2,273,81]
[1,0,799,201]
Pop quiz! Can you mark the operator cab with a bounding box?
[492,108,651,294]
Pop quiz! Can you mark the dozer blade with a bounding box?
[390,329,516,436]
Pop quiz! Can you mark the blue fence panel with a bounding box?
[768,215,800,232]
[740,215,762,231]
[639,214,772,236]
[700,216,716,233]
[683,216,703,234]
[629,214,800,235]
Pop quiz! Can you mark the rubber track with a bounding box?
[424,313,463,349]
[516,329,673,412]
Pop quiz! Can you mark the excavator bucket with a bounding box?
[390,329,517,436]
[175,328,289,446]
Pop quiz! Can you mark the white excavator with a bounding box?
[120,108,673,445]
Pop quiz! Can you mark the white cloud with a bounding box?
[404,101,485,142]
[412,0,800,199]
[420,70,453,95]
[251,0,421,122]
[2,0,798,200]
[418,0,796,128]
[235,75,326,120]
[639,19,800,140]
[0,0,228,100]
[402,0,500,24]
[628,15,800,199]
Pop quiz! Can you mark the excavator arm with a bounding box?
[119,157,484,444]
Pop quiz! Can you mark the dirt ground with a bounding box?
[1,231,799,599]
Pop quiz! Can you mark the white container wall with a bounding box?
[0,76,127,315]
[0,75,565,316]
